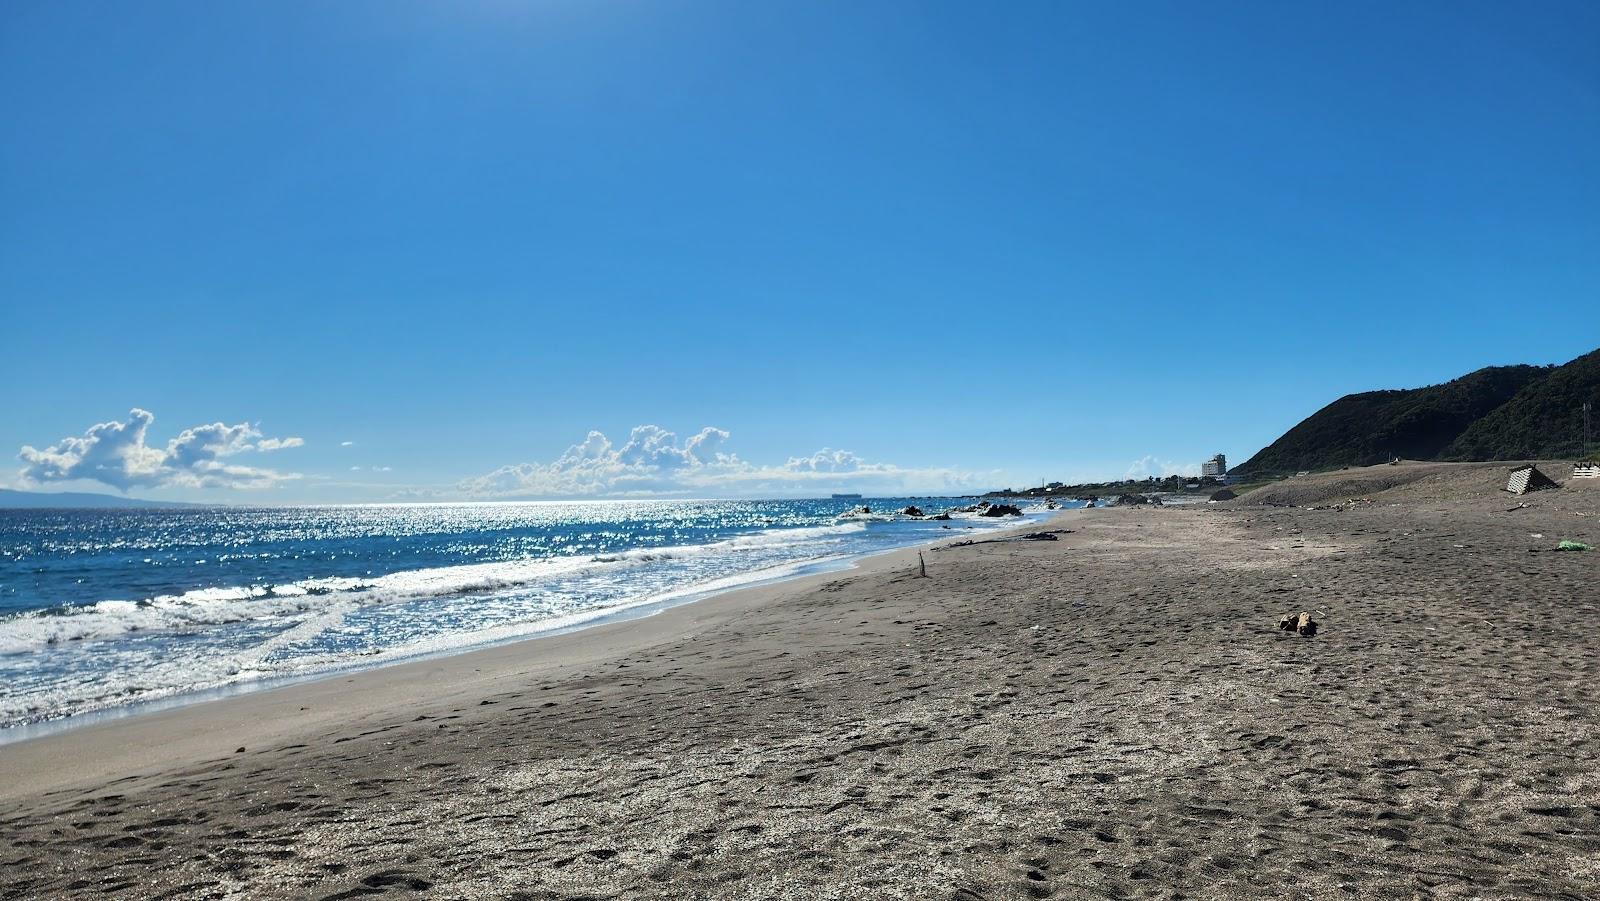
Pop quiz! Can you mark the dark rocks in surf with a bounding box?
[1112,493,1163,506]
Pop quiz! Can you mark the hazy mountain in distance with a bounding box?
[0,489,205,509]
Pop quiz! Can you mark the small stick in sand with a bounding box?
[917,552,929,578]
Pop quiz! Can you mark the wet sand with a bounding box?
[3,468,1598,899]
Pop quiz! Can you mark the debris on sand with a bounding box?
[1506,465,1559,496]
[943,530,1073,549]
[1556,540,1592,552]
[1278,611,1318,637]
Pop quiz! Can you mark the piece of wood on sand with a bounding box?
[1278,611,1318,636]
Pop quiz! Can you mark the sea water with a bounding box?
[0,498,1056,734]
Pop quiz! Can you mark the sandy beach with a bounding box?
[3,463,1598,900]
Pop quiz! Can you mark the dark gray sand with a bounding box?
[2,464,1597,899]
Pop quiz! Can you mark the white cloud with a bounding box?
[340,440,355,447]
[18,408,303,491]
[460,425,985,498]
[1124,454,1201,480]
[783,448,865,473]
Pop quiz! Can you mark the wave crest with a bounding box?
[0,521,869,654]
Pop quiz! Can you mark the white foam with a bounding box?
[0,551,868,732]
[0,511,1048,730]
[0,521,870,654]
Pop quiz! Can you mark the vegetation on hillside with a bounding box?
[1441,348,1600,461]
[1233,365,1547,476]
[986,475,1223,498]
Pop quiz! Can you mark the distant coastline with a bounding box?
[985,475,1227,501]
[0,488,203,510]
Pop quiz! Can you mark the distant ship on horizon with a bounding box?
[830,493,863,500]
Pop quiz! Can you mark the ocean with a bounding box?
[0,497,1057,735]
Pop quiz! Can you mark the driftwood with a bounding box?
[1279,610,1318,636]
[942,529,1073,549]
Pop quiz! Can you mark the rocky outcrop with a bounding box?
[981,503,1023,517]
[1111,493,1166,506]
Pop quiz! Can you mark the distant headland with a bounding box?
[0,489,203,510]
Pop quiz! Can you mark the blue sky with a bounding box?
[3,1,1597,501]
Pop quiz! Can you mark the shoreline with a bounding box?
[0,510,1061,799]
[0,505,1054,745]
[0,550,868,748]
[5,470,1596,899]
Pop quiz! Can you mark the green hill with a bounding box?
[1442,347,1600,461]
[1235,348,1600,476]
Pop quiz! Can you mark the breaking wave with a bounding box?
[0,522,868,654]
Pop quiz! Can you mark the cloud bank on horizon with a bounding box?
[13,413,986,499]
[17,409,303,492]
[12,413,1218,500]
[458,425,987,499]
